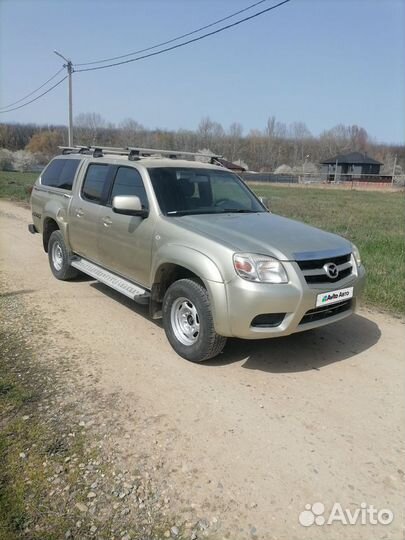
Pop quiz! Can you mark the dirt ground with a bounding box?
[0,199,404,540]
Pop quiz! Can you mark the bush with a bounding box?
[0,148,13,171]
[12,150,37,172]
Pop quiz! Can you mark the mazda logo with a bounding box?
[323,262,339,279]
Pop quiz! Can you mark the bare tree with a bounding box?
[75,113,107,145]
[197,116,224,151]
[227,122,243,161]
[117,118,145,146]
[3,117,402,174]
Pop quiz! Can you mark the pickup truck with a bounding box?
[29,146,365,362]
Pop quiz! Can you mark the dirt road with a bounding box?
[1,199,404,540]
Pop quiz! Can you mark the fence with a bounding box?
[240,172,405,189]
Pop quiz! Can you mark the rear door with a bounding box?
[98,165,154,287]
[68,162,112,263]
[31,157,82,232]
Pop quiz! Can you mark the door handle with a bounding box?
[76,208,84,218]
[102,217,112,227]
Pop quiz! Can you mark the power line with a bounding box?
[0,75,67,114]
[0,67,65,110]
[0,0,290,117]
[75,0,291,73]
[75,0,269,67]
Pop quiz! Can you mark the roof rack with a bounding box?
[58,145,223,164]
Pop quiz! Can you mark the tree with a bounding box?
[348,125,368,152]
[75,113,107,145]
[227,122,243,161]
[0,148,13,171]
[26,131,64,161]
[197,117,224,150]
[118,118,145,146]
[12,150,37,172]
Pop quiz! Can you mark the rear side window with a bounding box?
[82,164,109,203]
[41,158,80,190]
[109,167,148,209]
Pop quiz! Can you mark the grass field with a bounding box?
[1,171,404,315]
[0,171,37,200]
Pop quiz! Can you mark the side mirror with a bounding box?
[112,195,148,218]
[259,196,270,211]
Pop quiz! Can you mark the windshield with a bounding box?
[147,167,266,216]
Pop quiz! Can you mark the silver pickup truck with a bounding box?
[29,146,365,362]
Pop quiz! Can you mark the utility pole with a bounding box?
[334,158,338,183]
[54,50,73,146]
[391,155,397,187]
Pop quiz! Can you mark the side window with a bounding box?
[41,158,80,190]
[82,164,109,203]
[110,167,148,209]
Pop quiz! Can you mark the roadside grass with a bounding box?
[0,297,86,540]
[0,171,37,201]
[0,294,187,540]
[1,171,403,314]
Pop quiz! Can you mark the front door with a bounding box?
[98,166,154,288]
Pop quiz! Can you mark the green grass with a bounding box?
[0,317,66,539]
[0,171,37,200]
[0,171,403,314]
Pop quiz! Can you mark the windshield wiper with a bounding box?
[219,208,258,213]
[166,209,219,216]
[166,208,260,216]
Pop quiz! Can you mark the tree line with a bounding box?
[0,114,404,174]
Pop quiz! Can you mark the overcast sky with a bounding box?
[1,0,404,144]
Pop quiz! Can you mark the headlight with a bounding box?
[233,253,288,283]
[352,244,362,267]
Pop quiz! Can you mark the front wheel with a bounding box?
[162,279,227,362]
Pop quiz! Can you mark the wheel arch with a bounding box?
[42,217,60,252]
[149,246,231,336]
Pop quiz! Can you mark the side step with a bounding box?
[71,258,150,305]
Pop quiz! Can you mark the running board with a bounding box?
[71,258,150,304]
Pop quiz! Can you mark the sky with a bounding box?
[0,0,404,144]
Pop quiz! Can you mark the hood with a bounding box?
[171,212,352,261]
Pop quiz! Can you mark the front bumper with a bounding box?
[223,262,366,339]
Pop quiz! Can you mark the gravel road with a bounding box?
[0,199,404,540]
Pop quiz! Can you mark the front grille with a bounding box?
[296,253,353,284]
[299,300,352,325]
[297,254,350,271]
[305,266,352,284]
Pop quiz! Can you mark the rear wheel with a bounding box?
[162,278,227,362]
[48,230,79,280]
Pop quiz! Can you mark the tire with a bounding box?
[47,230,79,281]
[162,278,227,362]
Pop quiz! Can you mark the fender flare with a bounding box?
[42,200,70,250]
[150,244,231,336]
[151,244,224,284]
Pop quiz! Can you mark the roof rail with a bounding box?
[59,145,92,155]
[58,145,223,163]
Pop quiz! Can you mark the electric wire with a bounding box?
[0,0,290,113]
[75,0,291,73]
[0,66,65,110]
[0,75,68,114]
[74,0,270,67]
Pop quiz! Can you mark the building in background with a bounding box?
[320,152,383,182]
